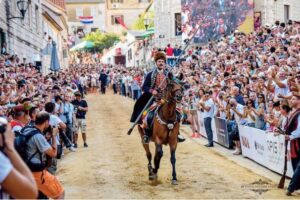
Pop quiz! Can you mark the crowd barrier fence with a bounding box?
[197,112,293,178]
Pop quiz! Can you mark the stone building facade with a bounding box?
[255,0,300,26]
[42,0,69,74]
[105,0,150,34]
[66,0,106,34]
[0,0,43,62]
[153,0,181,48]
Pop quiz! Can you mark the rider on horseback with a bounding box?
[130,51,185,144]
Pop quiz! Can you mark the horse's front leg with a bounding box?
[152,143,163,179]
[170,130,178,185]
[138,125,153,179]
[170,149,177,185]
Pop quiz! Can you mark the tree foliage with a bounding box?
[131,11,154,30]
[84,31,119,52]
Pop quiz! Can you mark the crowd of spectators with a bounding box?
[110,20,300,155]
[1,18,300,197]
[0,51,92,198]
[90,19,300,155]
[173,20,300,154]
[182,0,253,43]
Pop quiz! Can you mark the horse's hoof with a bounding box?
[149,173,157,181]
[171,180,178,185]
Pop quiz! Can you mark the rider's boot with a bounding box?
[177,132,185,143]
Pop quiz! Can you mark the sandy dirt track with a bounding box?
[57,92,296,199]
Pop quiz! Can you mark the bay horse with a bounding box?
[138,73,184,185]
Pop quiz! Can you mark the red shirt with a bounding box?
[166,47,174,56]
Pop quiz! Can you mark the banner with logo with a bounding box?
[197,112,228,148]
[238,125,293,178]
[265,133,294,177]
[214,117,230,148]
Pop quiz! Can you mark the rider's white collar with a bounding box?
[157,68,164,73]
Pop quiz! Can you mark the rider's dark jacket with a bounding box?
[130,67,167,124]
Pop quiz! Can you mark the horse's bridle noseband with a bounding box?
[174,89,183,103]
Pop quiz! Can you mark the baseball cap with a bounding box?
[74,92,81,97]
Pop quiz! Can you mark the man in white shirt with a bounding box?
[267,70,289,100]
[229,98,245,155]
[199,91,215,147]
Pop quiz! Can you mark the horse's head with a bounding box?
[165,72,184,103]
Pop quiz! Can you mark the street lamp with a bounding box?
[8,0,29,20]
[143,17,151,31]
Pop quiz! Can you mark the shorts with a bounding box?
[75,118,87,133]
[33,170,64,199]
[189,110,197,115]
[91,79,97,87]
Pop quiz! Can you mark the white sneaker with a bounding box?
[233,149,241,155]
[69,146,76,152]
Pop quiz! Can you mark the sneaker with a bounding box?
[84,143,88,148]
[74,144,78,148]
[142,135,150,144]
[233,149,242,155]
[69,146,76,152]
[205,143,214,147]
[177,135,186,143]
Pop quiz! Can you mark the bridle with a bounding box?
[164,82,183,104]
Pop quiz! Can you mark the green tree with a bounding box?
[84,31,119,52]
[131,11,154,30]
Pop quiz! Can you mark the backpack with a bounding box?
[14,126,46,172]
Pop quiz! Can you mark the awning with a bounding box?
[142,28,154,37]
[70,41,94,52]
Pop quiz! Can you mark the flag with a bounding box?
[79,16,94,24]
[115,17,128,30]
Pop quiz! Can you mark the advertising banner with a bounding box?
[198,112,228,148]
[265,133,294,178]
[238,125,293,178]
[181,0,254,44]
[197,114,294,177]
[214,117,230,148]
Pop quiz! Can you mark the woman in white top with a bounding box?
[243,99,256,127]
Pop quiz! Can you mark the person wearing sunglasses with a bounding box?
[243,100,256,128]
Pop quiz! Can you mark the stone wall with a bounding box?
[5,0,43,62]
[153,0,181,48]
[255,0,300,26]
